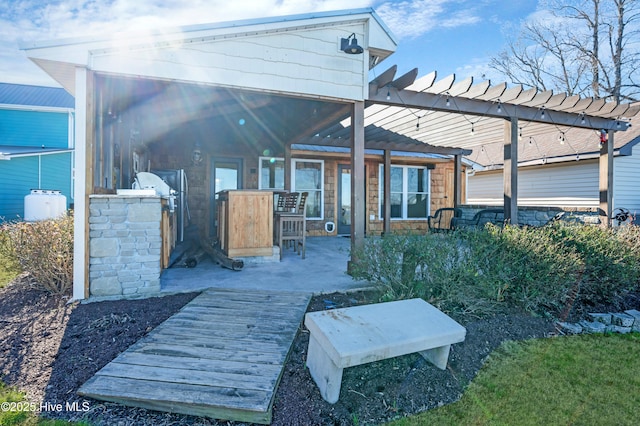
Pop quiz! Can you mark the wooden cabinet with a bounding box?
[217,190,273,258]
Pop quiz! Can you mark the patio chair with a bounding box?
[427,207,462,232]
[276,192,308,259]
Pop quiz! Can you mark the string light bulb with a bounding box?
[416,117,420,130]
[470,122,475,135]
[518,127,523,141]
[558,132,566,144]
[386,87,391,101]
[580,113,586,125]
[540,107,545,119]
[497,101,502,113]
[445,95,450,107]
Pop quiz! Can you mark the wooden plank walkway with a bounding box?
[78,288,311,424]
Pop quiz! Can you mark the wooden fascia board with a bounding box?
[297,137,470,155]
[371,87,630,132]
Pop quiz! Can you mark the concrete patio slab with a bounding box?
[160,237,371,295]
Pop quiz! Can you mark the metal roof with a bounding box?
[0,82,74,109]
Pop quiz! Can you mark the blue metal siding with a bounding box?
[0,153,72,221]
[41,153,72,205]
[0,109,70,149]
[0,156,39,221]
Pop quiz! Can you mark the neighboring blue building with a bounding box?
[0,82,74,221]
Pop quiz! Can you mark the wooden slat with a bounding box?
[78,288,311,425]
[96,362,278,391]
[390,68,418,90]
[369,65,397,89]
[114,351,283,377]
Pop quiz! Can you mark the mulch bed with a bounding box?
[1,276,636,425]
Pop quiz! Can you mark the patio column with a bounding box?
[284,143,292,191]
[599,130,614,226]
[453,154,462,207]
[383,149,391,234]
[350,101,366,264]
[503,118,518,225]
[73,67,93,301]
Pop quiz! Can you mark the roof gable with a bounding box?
[23,9,397,99]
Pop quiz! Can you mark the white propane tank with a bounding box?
[24,189,67,221]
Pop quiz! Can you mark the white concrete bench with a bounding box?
[304,298,466,403]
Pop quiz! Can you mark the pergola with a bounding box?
[320,65,638,249]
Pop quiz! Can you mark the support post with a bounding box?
[72,67,92,301]
[284,143,292,191]
[453,154,462,207]
[350,101,366,267]
[503,118,518,225]
[599,130,614,226]
[383,149,391,235]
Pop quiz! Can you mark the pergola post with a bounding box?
[383,149,391,234]
[453,154,462,207]
[599,130,615,226]
[284,143,292,191]
[350,101,366,265]
[504,118,518,225]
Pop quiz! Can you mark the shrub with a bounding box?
[1,213,74,295]
[545,222,640,308]
[351,224,593,317]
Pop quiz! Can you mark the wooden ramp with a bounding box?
[78,288,311,424]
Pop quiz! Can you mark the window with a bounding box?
[379,165,430,219]
[292,159,324,219]
[258,157,284,190]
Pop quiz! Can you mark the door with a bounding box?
[210,158,243,235]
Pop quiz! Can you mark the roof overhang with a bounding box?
[21,8,397,97]
[0,146,72,160]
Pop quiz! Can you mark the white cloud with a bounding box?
[375,0,482,39]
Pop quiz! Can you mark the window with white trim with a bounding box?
[258,157,285,190]
[378,164,430,219]
[292,159,324,219]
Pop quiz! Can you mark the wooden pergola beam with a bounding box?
[371,87,630,132]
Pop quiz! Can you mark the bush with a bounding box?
[0,213,74,295]
[350,222,640,318]
[545,222,640,308]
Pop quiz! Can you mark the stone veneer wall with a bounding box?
[459,205,603,227]
[89,195,163,298]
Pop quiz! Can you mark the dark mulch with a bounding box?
[1,277,637,425]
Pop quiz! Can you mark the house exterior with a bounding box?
[467,111,640,215]
[0,83,74,221]
[22,8,627,301]
[24,8,450,300]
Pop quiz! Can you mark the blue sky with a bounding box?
[0,0,539,87]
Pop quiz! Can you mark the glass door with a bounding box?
[210,158,243,235]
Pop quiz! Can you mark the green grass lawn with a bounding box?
[0,382,85,426]
[389,333,640,426]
